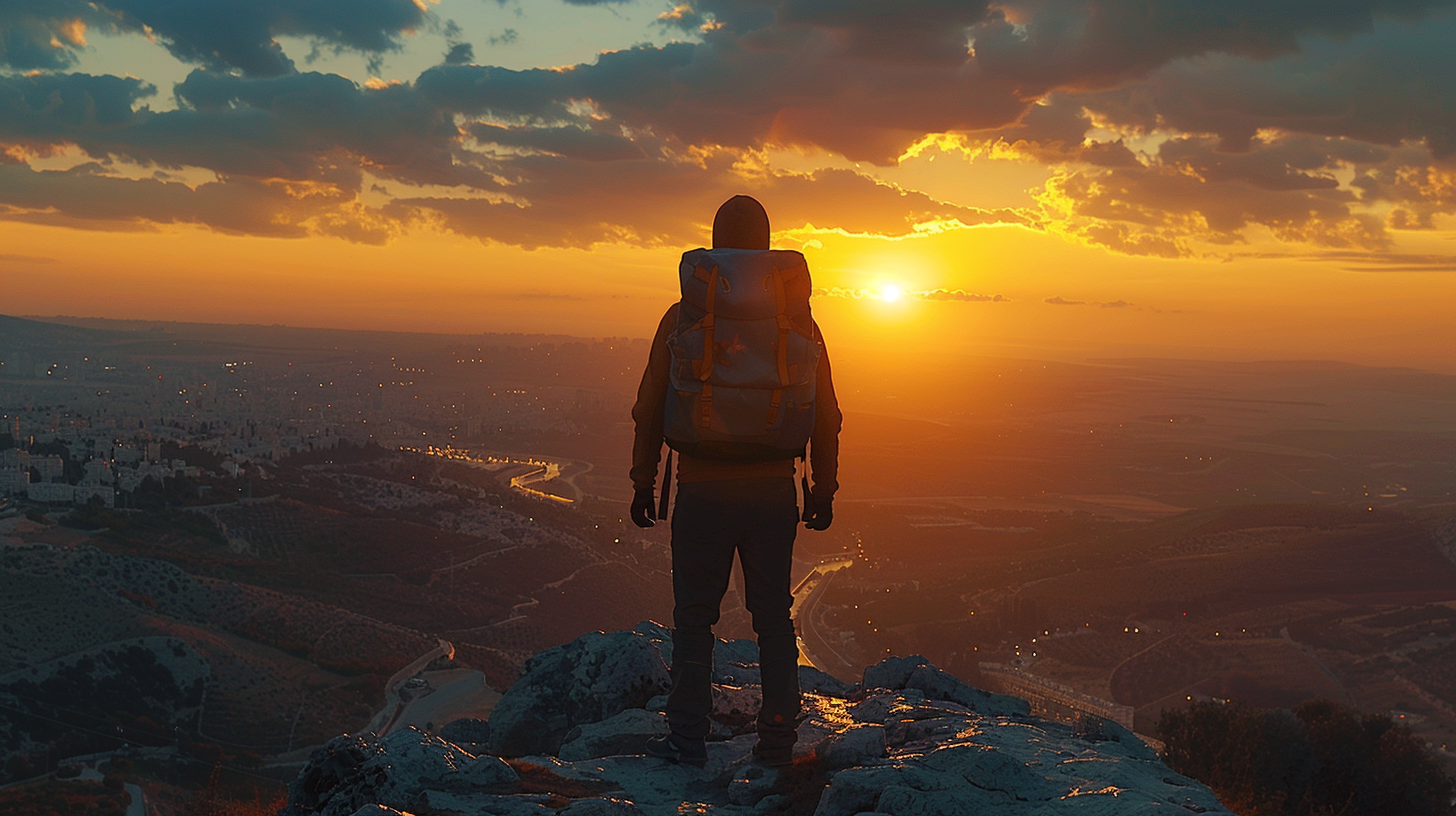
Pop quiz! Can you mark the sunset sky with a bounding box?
[3,0,1456,371]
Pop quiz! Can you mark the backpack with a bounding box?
[663,247,822,462]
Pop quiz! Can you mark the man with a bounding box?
[630,194,842,768]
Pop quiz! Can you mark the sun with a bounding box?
[881,284,903,302]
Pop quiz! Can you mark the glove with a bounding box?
[802,495,833,531]
[630,489,657,528]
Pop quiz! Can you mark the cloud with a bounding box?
[1082,11,1456,157]
[5,0,1456,254]
[1100,299,1132,308]
[0,68,1030,248]
[1045,296,1085,305]
[384,156,1024,249]
[0,161,375,238]
[1025,132,1395,256]
[0,73,157,146]
[971,0,1456,94]
[1262,250,1456,272]
[0,0,429,76]
[469,122,645,162]
[443,43,475,65]
[915,289,1010,302]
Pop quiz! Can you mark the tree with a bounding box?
[1159,699,1453,816]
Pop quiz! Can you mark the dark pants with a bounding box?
[666,477,801,746]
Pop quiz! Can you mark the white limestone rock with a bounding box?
[454,754,521,788]
[560,708,668,761]
[711,684,763,734]
[799,665,856,698]
[556,798,648,816]
[863,656,1028,717]
[487,630,670,757]
[423,791,555,815]
[283,728,498,816]
[726,762,778,807]
[285,633,1235,816]
[817,723,887,769]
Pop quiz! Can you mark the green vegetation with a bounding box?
[60,505,226,546]
[1159,699,1453,816]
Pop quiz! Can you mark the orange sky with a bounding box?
[3,1,1456,373]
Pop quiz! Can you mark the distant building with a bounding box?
[0,468,29,495]
[72,485,115,508]
[35,455,65,483]
[27,482,73,504]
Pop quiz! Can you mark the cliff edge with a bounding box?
[279,622,1231,816]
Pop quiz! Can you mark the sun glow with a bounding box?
[881,284,903,302]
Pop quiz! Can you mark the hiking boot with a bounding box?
[751,735,796,767]
[646,734,707,768]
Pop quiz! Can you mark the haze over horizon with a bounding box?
[3,1,1456,372]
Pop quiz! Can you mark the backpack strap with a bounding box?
[658,447,673,519]
[765,268,791,430]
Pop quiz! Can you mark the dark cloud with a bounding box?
[5,0,1456,253]
[1075,12,1456,157]
[1100,299,1132,308]
[385,156,1027,249]
[971,0,1455,93]
[0,73,156,146]
[1045,296,1085,305]
[444,43,475,65]
[0,2,108,70]
[0,0,427,76]
[0,162,328,239]
[415,13,1028,164]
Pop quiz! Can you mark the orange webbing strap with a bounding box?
[695,264,719,382]
[699,382,713,428]
[766,388,783,430]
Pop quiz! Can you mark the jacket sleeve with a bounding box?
[630,305,678,494]
[809,323,843,499]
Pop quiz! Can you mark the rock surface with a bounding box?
[284,624,1233,816]
[487,629,671,757]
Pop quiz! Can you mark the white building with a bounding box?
[0,469,29,495]
[72,485,116,508]
[27,482,73,504]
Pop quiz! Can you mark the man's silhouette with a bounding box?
[631,194,842,767]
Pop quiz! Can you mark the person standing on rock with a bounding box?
[630,194,842,768]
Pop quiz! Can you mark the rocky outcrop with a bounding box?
[487,629,670,757]
[283,624,1233,816]
[281,728,517,816]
